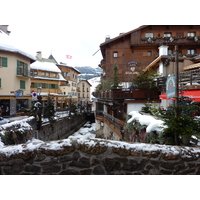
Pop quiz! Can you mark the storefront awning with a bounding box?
[160,90,200,102]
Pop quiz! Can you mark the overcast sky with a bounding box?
[1,0,199,68]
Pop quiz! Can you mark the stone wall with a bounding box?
[1,137,200,175]
[0,114,87,144]
[37,114,87,141]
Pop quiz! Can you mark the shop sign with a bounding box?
[126,61,139,67]
[125,71,139,75]
[125,61,139,75]
[15,90,23,97]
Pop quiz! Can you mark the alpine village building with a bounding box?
[93,25,200,142]
[0,25,88,117]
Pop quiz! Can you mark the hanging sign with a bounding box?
[125,61,139,74]
[166,74,176,98]
[126,61,139,67]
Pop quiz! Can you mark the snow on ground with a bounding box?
[1,119,200,159]
[127,111,166,133]
[68,122,96,139]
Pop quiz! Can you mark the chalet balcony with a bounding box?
[92,89,160,100]
[157,68,200,90]
[132,36,200,46]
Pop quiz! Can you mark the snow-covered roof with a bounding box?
[0,31,36,62]
[30,60,61,73]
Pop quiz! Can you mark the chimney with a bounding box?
[36,51,42,60]
[158,43,169,56]
[105,35,110,42]
[158,44,168,76]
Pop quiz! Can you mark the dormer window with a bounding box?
[145,33,153,38]
[188,32,195,37]
[164,32,171,37]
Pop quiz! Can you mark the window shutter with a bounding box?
[118,69,123,75]
[143,51,147,56]
[118,52,122,57]
[45,83,49,88]
[20,80,25,89]
[17,60,20,75]
[56,84,58,89]
[35,83,40,88]
[25,63,28,76]
[2,57,7,67]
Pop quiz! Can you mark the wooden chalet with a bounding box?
[94,25,200,141]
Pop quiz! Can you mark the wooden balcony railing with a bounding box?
[157,68,200,90]
[92,89,160,100]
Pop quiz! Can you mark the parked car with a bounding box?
[0,117,10,125]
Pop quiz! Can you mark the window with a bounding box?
[31,71,38,76]
[188,32,195,37]
[168,49,173,55]
[20,80,25,89]
[17,60,28,76]
[72,82,76,87]
[42,72,50,76]
[67,72,70,77]
[187,49,195,55]
[113,52,118,57]
[147,51,152,56]
[16,99,28,112]
[145,33,153,38]
[164,33,171,37]
[53,73,57,77]
[0,57,7,67]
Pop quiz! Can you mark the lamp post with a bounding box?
[80,98,82,114]
[69,95,72,117]
[37,87,42,130]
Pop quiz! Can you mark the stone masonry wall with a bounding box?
[0,114,87,144]
[37,114,87,141]
[1,138,200,175]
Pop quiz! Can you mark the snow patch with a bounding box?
[127,111,166,133]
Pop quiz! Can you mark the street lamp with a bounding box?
[80,98,82,114]
[69,95,72,117]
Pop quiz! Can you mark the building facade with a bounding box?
[77,80,92,111]
[0,27,36,116]
[48,55,81,107]
[100,25,200,87]
[94,25,200,141]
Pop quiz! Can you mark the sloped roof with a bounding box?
[100,25,148,46]
[30,60,61,73]
[78,79,92,86]
[184,62,200,71]
[0,30,36,62]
